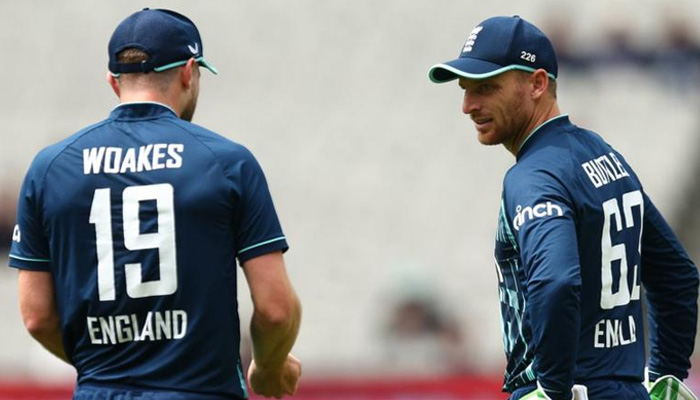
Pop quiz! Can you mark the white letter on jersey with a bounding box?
[173,310,188,339]
[120,148,137,174]
[166,144,184,168]
[151,143,168,170]
[87,317,102,344]
[83,147,106,174]
[12,225,20,243]
[103,148,123,174]
[581,162,603,188]
[137,145,153,172]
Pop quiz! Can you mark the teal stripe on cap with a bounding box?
[428,63,556,83]
[154,57,218,74]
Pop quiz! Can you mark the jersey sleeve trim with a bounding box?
[8,254,51,271]
[9,253,50,262]
[239,236,287,254]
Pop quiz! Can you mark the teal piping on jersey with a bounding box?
[516,114,570,154]
[505,257,530,359]
[498,200,536,388]
[9,254,50,263]
[498,298,509,355]
[525,363,535,381]
[237,362,249,398]
[428,64,557,83]
[239,236,287,254]
[110,57,218,77]
[112,101,177,115]
[499,200,518,251]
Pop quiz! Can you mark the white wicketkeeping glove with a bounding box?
[648,375,698,400]
[520,382,588,400]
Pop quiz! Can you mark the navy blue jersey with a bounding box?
[494,115,697,399]
[9,103,289,399]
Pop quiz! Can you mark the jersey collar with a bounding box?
[110,101,178,120]
[516,114,570,158]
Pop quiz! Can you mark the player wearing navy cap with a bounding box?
[10,8,301,400]
[429,15,698,400]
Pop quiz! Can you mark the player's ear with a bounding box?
[107,72,120,98]
[530,69,549,100]
[181,58,197,90]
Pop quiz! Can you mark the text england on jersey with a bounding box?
[87,309,187,345]
[593,315,637,349]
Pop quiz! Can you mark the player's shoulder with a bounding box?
[167,118,255,160]
[506,116,607,186]
[26,119,111,179]
[503,123,585,200]
[504,152,569,193]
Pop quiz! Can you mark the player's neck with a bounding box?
[507,102,561,157]
[118,91,182,117]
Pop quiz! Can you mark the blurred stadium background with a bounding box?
[2,0,700,398]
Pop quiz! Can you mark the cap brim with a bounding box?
[428,57,510,83]
[428,58,557,83]
[152,57,219,75]
[197,57,218,75]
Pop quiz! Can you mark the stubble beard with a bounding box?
[477,86,527,148]
[180,96,198,122]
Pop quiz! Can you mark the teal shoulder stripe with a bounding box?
[237,363,249,398]
[239,236,286,254]
[9,254,50,263]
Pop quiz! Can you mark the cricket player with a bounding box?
[428,15,698,400]
[9,8,301,399]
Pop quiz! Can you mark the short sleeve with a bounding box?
[9,157,51,271]
[233,151,288,264]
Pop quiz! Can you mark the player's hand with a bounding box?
[648,375,698,400]
[247,353,301,398]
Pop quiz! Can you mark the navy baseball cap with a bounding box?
[108,8,218,75]
[428,15,557,83]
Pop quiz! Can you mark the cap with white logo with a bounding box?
[108,8,218,75]
[428,15,557,83]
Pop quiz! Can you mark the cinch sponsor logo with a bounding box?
[512,202,564,231]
